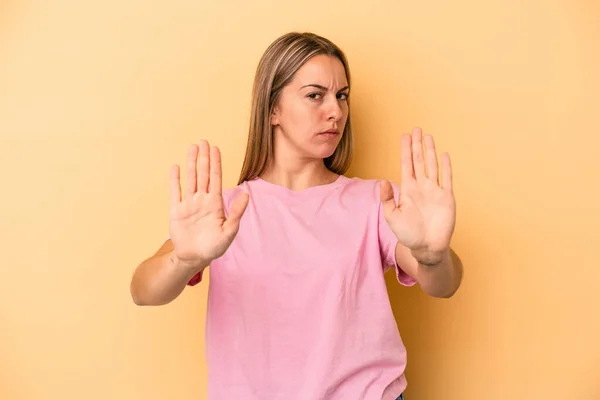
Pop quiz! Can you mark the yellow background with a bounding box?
[1,0,599,399]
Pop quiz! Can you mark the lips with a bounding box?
[319,129,339,135]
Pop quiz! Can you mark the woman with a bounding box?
[131,31,462,400]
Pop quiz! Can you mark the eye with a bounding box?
[337,92,349,100]
[307,92,323,100]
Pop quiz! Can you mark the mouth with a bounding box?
[319,129,339,135]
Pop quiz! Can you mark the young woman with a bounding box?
[131,31,462,400]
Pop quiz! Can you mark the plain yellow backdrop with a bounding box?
[1,0,599,399]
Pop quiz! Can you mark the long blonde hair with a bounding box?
[237,32,354,185]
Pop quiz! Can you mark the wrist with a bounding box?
[170,252,209,275]
[411,247,449,267]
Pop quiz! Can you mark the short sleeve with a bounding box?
[187,269,203,286]
[377,180,417,287]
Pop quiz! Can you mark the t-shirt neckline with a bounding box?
[249,175,350,197]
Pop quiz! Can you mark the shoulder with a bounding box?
[221,181,251,205]
[342,176,400,200]
[222,183,246,200]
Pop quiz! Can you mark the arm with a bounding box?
[130,142,248,306]
[395,243,463,298]
[380,128,461,298]
[130,239,208,306]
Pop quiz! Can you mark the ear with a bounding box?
[270,106,280,126]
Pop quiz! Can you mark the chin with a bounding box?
[311,144,339,159]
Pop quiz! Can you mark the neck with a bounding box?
[260,158,338,192]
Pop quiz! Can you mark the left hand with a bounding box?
[380,127,456,263]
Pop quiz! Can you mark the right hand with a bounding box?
[168,141,249,269]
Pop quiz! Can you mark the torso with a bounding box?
[203,176,415,400]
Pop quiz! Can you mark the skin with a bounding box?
[129,54,462,306]
[381,129,463,298]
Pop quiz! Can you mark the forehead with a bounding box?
[290,54,348,87]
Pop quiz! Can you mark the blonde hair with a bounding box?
[237,32,354,185]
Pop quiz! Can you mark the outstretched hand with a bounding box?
[169,141,249,267]
[380,128,456,263]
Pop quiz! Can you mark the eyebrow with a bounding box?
[300,84,350,92]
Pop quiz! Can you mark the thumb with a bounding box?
[379,180,397,218]
[223,192,250,235]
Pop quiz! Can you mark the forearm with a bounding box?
[130,250,208,306]
[412,247,463,298]
[412,249,462,298]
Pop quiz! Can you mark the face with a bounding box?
[271,54,349,160]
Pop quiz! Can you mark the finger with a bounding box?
[209,146,222,195]
[401,134,414,182]
[441,152,453,191]
[197,140,210,194]
[379,180,397,217]
[411,127,426,181]
[185,144,199,197]
[424,134,439,183]
[169,164,181,207]
[223,193,250,234]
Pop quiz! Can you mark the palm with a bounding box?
[381,128,456,255]
[169,142,249,265]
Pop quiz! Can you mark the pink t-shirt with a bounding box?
[187,175,416,400]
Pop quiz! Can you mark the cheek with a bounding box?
[284,102,316,131]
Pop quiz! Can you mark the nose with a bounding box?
[326,97,343,122]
